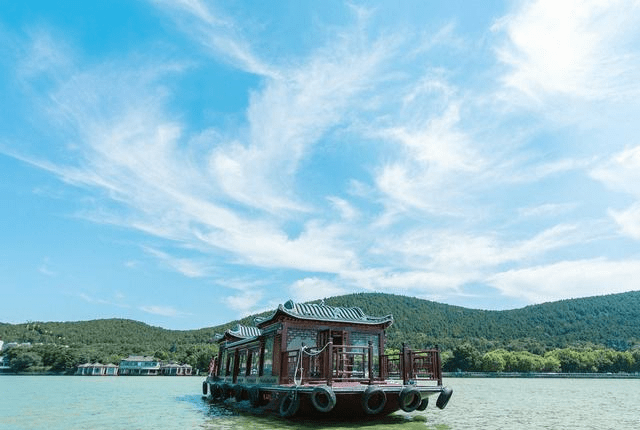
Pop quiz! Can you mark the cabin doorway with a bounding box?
[317,329,349,347]
[317,330,350,380]
[331,332,343,346]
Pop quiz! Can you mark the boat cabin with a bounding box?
[210,299,442,387]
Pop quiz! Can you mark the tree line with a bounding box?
[443,343,640,373]
[2,342,218,374]
[3,291,640,374]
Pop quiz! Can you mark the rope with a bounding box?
[293,342,332,387]
[303,342,331,357]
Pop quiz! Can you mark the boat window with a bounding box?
[219,350,227,376]
[287,328,317,351]
[249,347,260,375]
[262,336,274,376]
[238,350,247,376]
[225,353,234,377]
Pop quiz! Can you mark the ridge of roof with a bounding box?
[214,324,262,342]
[255,299,393,327]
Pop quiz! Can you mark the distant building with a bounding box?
[75,363,119,376]
[161,362,193,376]
[119,355,161,375]
[0,354,10,373]
[74,356,193,376]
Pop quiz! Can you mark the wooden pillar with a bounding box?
[402,342,411,385]
[326,341,333,386]
[258,339,265,377]
[368,340,374,384]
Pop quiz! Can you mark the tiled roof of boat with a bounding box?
[256,299,393,326]
[214,324,262,341]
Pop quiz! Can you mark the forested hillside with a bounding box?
[2,291,640,374]
[323,291,640,352]
[0,319,219,374]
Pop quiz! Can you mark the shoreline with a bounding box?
[444,371,640,379]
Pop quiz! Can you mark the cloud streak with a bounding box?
[2,1,640,327]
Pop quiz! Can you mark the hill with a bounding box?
[2,291,640,373]
[322,291,640,352]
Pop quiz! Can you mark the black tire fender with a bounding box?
[233,384,244,402]
[399,386,422,412]
[279,391,300,417]
[310,385,336,413]
[211,383,223,401]
[436,386,453,410]
[222,383,233,399]
[221,383,231,399]
[202,381,208,396]
[361,386,387,415]
[248,385,261,407]
[417,397,429,411]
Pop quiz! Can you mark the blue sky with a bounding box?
[2,0,640,330]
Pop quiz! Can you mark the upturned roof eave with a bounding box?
[256,305,393,329]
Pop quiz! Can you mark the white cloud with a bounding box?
[79,293,130,308]
[610,203,640,240]
[494,0,640,103]
[224,290,265,317]
[38,257,56,276]
[152,0,277,77]
[143,247,212,278]
[518,202,578,218]
[591,145,640,198]
[591,145,640,240]
[211,34,392,214]
[139,305,185,317]
[289,278,348,303]
[488,258,640,303]
[375,103,482,215]
[377,223,590,276]
[327,197,358,221]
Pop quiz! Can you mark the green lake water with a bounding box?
[1,376,639,429]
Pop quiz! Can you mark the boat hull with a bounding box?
[204,378,451,418]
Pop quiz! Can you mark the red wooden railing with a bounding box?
[280,342,442,386]
[380,344,442,385]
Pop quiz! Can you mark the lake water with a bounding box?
[1,376,639,429]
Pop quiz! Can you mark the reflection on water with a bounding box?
[191,396,451,430]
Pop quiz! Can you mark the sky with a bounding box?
[1,0,640,330]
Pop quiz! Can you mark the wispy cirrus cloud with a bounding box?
[494,0,640,103]
[139,305,188,317]
[79,293,130,308]
[3,0,640,326]
[488,258,640,303]
[591,145,640,240]
[150,0,277,77]
[289,278,348,303]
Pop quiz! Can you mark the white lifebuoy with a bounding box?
[436,386,453,410]
[361,386,387,415]
[310,385,336,413]
[399,386,422,412]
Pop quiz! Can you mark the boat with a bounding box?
[202,299,453,418]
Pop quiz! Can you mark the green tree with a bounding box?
[10,350,43,372]
[446,343,481,372]
[482,349,506,372]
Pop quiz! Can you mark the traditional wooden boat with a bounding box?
[202,299,452,418]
